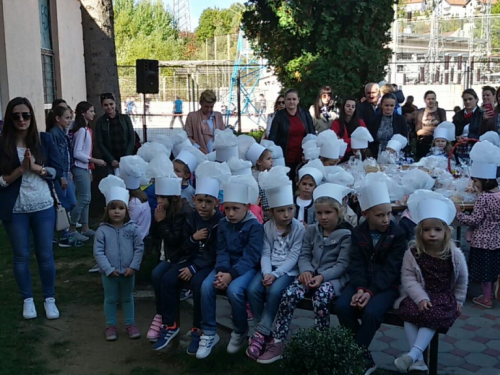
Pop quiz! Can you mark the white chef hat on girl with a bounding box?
[259,166,293,208]
[433,121,455,142]
[407,189,456,225]
[469,140,500,179]
[214,128,239,162]
[99,175,129,205]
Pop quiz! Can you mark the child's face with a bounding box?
[434,138,447,149]
[272,205,295,226]
[363,203,392,232]
[472,178,483,192]
[224,202,249,223]
[386,147,396,155]
[156,195,170,208]
[193,194,218,219]
[298,176,315,199]
[108,201,127,224]
[257,151,273,171]
[315,202,339,231]
[174,161,191,180]
[321,157,339,166]
[420,219,446,247]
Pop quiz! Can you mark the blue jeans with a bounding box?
[101,274,136,327]
[3,207,56,300]
[151,261,172,314]
[247,272,295,336]
[70,167,91,225]
[201,269,257,335]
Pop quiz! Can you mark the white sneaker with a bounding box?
[196,334,220,359]
[88,264,100,273]
[23,298,37,319]
[44,298,60,320]
[227,330,248,354]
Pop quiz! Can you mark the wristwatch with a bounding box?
[39,167,47,176]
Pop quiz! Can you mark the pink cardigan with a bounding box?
[185,110,225,154]
[394,245,468,309]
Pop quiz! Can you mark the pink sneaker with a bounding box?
[256,339,284,364]
[246,302,253,321]
[147,314,162,342]
[105,326,117,341]
[126,324,141,339]
[246,331,266,360]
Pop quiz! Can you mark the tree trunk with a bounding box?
[80,0,121,116]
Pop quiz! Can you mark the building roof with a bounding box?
[446,0,467,5]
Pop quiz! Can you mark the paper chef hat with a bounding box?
[238,135,266,166]
[172,130,193,158]
[195,177,220,199]
[351,127,373,150]
[247,143,267,165]
[223,174,259,204]
[433,121,455,142]
[269,145,285,166]
[119,155,148,190]
[302,139,320,161]
[195,161,231,198]
[216,145,239,162]
[259,166,293,208]
[339,140,348,158]
[298,159,325,185]
[323,166,355,187]
[137,142,169,162]
[145,153,175,179]
[227,157,252,176]
[313,183,351,205]
[175,146,207,173]
[153,134,174,153]
[407,190,456,225]
[386,134,408,153]
[357,181,391,211]
[470,140,500,179]
[302,134,317,144]
[99,175,129,205]
[214,128,239,162]
[317,129,340,159]
[401,168,435,195]
[155,176,182,196]
[479,131,500,147]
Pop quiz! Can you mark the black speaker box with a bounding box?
[136,59,159,94]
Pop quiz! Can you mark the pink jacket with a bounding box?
[394,245,468,309]
[185,110,225,154]
[456,191,500,250]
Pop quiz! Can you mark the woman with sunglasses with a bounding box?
[453,89,483,162]
[263,95,286,139]
[309,86,338,133]
[95,93,135,175]
[0,97,65,320]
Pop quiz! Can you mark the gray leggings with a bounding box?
[70,167,91,225]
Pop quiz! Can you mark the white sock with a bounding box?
[409,327,435,362]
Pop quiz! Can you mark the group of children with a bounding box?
[91,126,500,374]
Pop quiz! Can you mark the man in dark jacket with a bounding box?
[357,83,380,134]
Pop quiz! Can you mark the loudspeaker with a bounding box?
[136,59,159,94]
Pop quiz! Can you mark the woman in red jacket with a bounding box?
[331,97,366,158]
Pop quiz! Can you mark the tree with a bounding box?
[195,4,242,42]
[241,0,395,106]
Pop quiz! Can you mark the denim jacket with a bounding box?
[49,126,71,174]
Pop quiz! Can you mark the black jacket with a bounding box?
[269,107,315,158]
[183,209,224,274]
[95,112,135,164]
[453,107,484,140]
[357,101,377,134]
[347,220,407,296]
[369,113,408,156]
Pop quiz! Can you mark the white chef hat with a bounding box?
[153,134,174,154]
[302,139,320,161]
[137,142,169,162]
[401,168,435,195]
[238,135,267,166]
[357,181,391,211]
[227,157,252,176]
[175,145,207,173]
[155,176,182,196]
[259,166,293,208]
[172,130,193,158]
[269,144,285,166]
[119,155,148,190]
[223,174,259,204]
[323,166,355,187]
[351,127,373,150]
[99,175,129,205]
[386,134,408,153]
[195,161,232,198]
[339,139,348,158]
[479,131,500,147]
[433,121,455,142]
[302,133,317,145]
[298,159,324,185]
[214,128,239,162]
[470,140,500,179]
[407,189,456,225]
[313,183,352,205]
[145,153,175,180]
[207,151,216,162]
[317,129,341,159]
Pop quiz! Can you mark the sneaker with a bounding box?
[106,326,117,341]
[52,238,58,244]
[44,298,60,320]
[394,353,413,373]
[23,298,37,319]
[196,334,220,359]
[81,229,96,237]
[76,222,82,228]
[363,350,377,375]
[472,295,493,309]
[494,277,500,301]
[187,328,202,355]
[88,264,100,273]
[246,331,266,360]
[153,324,180,350]
[69,231,89,242]
[179,289,193,301]
[147,314,162,342]
[256,339,284,364]
[58,237,84,248]
[246,302,253,321]
[126,324,141,339]
[409,360,429,372]
[227,330,248,354]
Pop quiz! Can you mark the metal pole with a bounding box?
[142,93,147,142]
[187,74,191,112]
[237,70,241,133]
[227,34,230,60]
[214,36,217,61]
[191,76,196,112]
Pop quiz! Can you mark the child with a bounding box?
[196,175,264,359]
[147,174,192,342]
[336,182,407,375]
[174,147,206,208]
[94,177,144,341]
[246,167,305,360]
[256,183,353,364]
[153,171,224,353]
[317,129,343,166]
[393,191,467,373]
[120,155,151,240]
[455,140,500,308]
[295,162,324,226]
[428,121,454,158]
[350,127,374,162]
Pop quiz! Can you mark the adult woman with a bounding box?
[70,102,107,243]
[185,89,225,155]
[309,86,337,133]
[480,86,500,135]
[453,89,483,161]
[414,91,447,160]
[95,93,135,175]
[0,97,64,320]
[331,97,366,156]
[269,88,315,182]
[264,95,286,138]
[370,93,408,157]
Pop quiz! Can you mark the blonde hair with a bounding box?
[413,218,453,260]
[314,197,344,224]
[380,84,395,96]
[199,90,217,104]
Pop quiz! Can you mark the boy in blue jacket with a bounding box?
[196,177,264,360]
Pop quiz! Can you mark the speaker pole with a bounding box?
[142,93,147,143]
[237,70,241,133]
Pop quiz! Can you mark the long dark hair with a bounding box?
[46,105,71,132]
[313,86,334,119]
[338,97,361,137]
[129,188,148,203]
[45,98,67,131]
[72,101,94,134]
[273,95,285,112]
[0,97,44,175]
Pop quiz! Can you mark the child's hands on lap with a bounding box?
[262,274,276,287]
[124,268,135,277]
[350,289,365,307]
[214,272,232,290]
[298,271,313,286]
[154,205,166,222]
[109,270,120,277]
[178,267,192,281]
[308,275,324,288]
[357,292,371,308]
[193,228,208,241]
[418,299,433,311]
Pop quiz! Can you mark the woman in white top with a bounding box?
[264,95,286,138]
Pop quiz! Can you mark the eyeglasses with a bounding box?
[100,93,115,101]
[277,101,285,105]
[11,112,32,121]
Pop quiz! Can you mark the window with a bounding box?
[39,0,56,106]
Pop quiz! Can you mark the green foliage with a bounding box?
[281,327,365,375]
[195,4,243,42]
[241,0,395,107]
[247,128,265,142]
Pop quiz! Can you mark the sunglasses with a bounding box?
[100,93,115,101]
[11,112,32,121]
[277,101,285,105]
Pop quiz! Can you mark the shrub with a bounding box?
[281,327,364,375]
